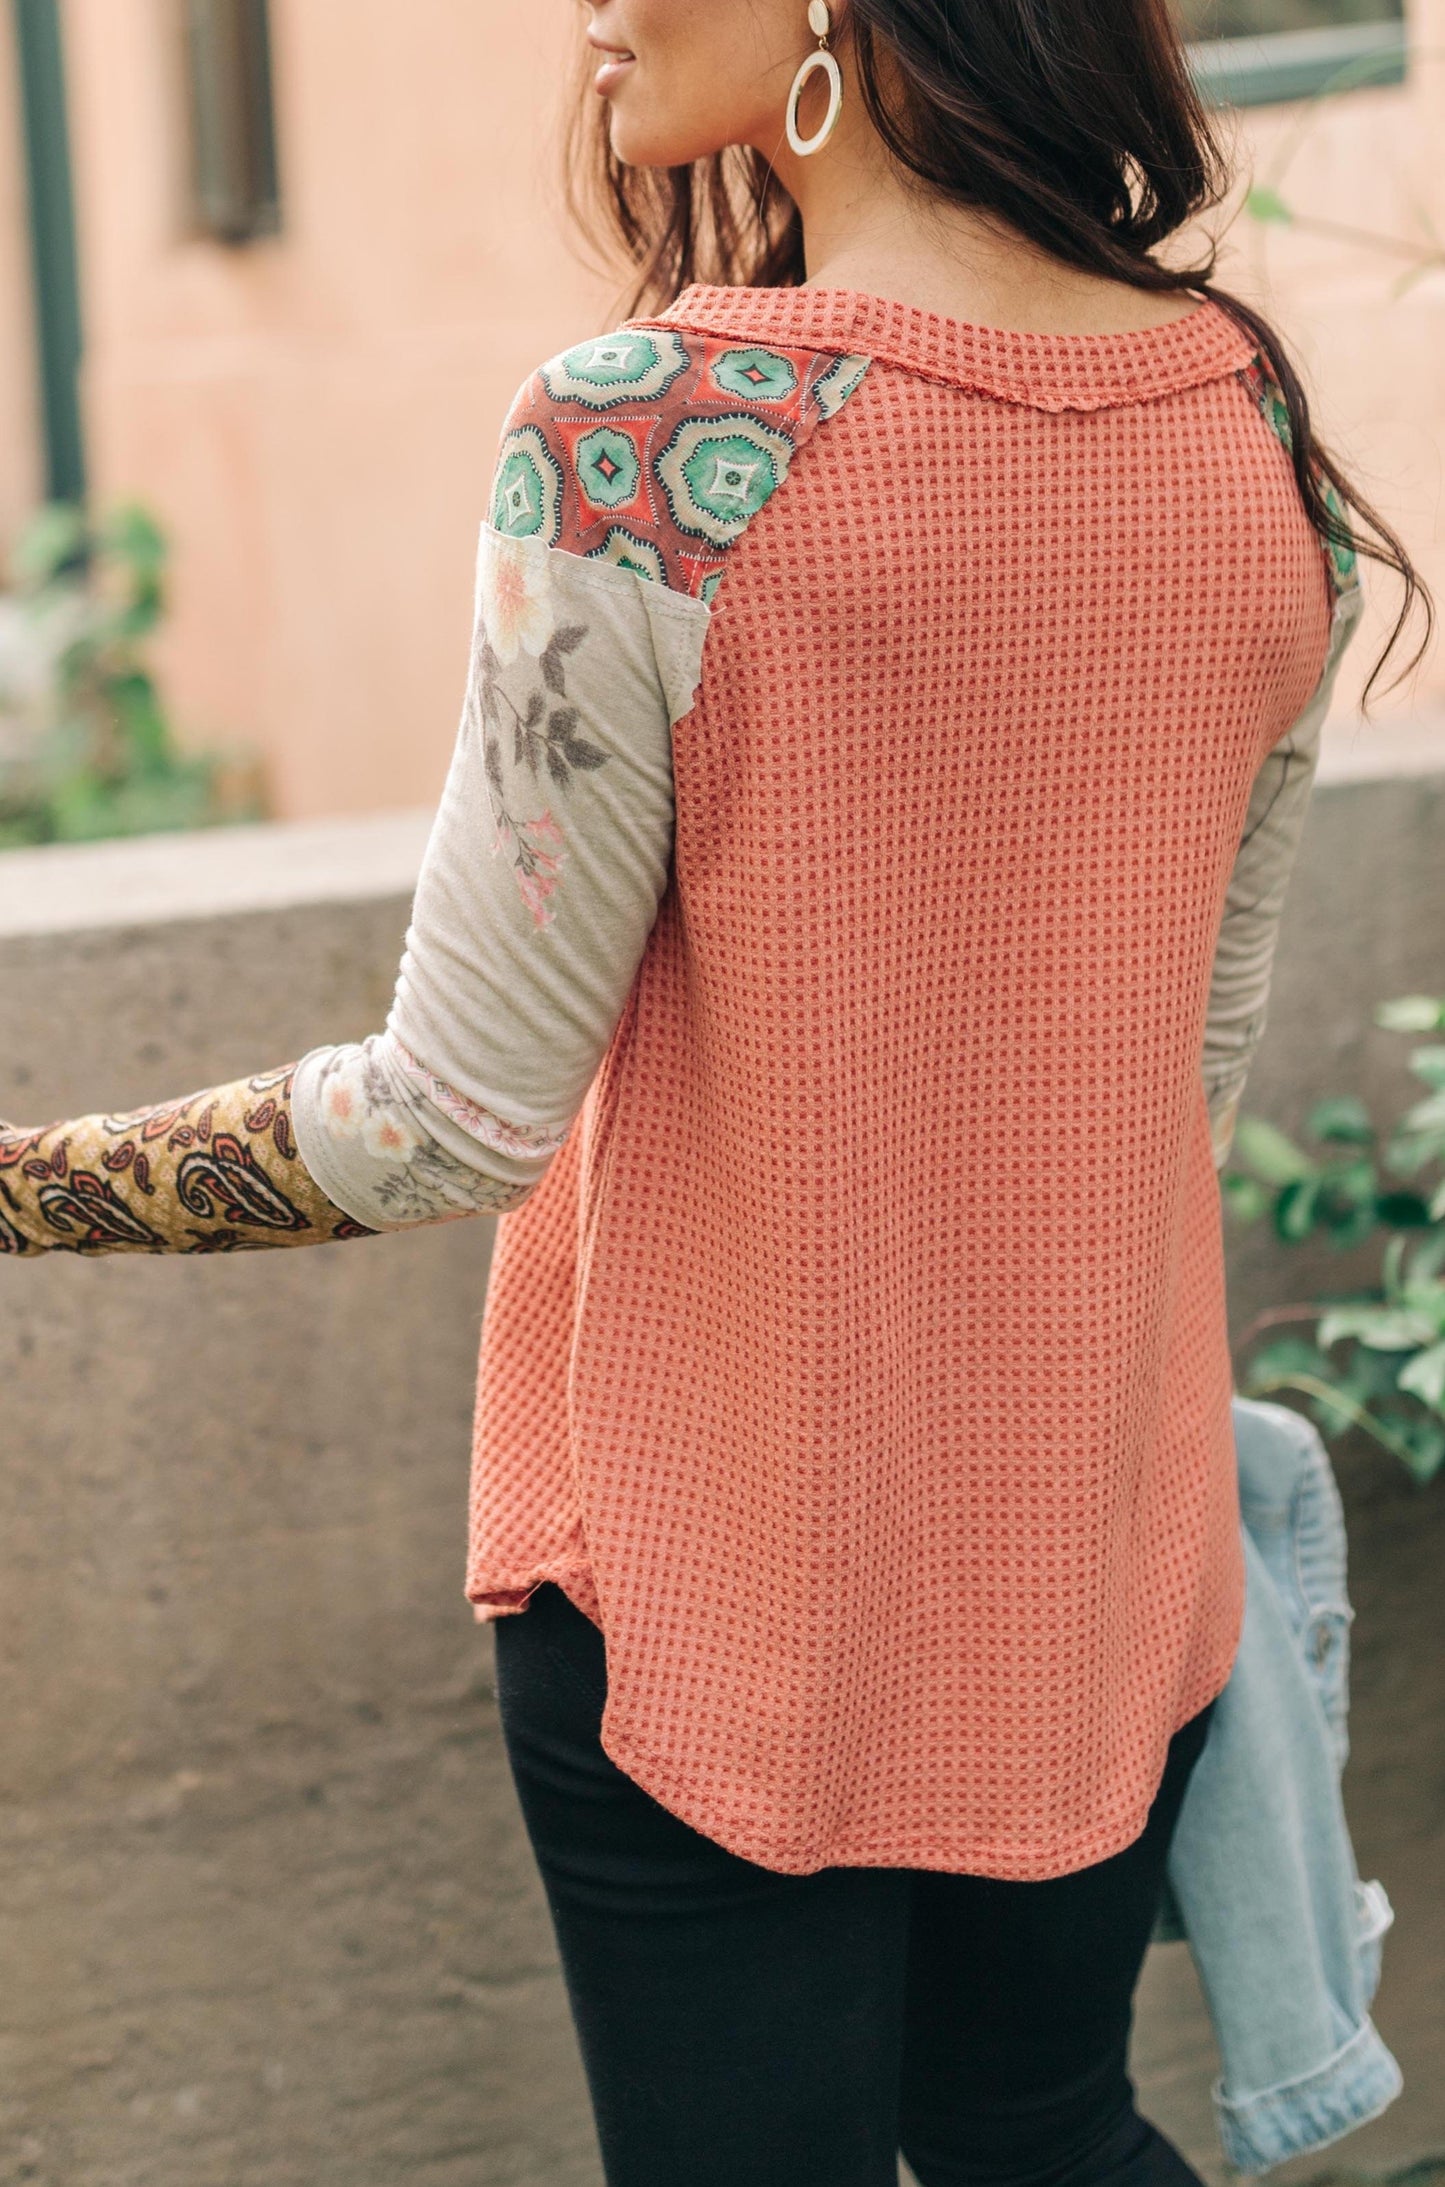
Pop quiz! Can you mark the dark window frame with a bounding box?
[12,0,85,503]
[183,0,281,245]
[1186,14,1406,107]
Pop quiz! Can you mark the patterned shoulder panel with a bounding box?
[489,323,873,604]
[1239,352,1359,605]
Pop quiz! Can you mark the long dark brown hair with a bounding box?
[563,0,1430,703]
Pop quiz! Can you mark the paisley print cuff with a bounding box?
[0,1065,373,1256]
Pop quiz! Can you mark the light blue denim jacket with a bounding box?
[1153,1396,1402,2173]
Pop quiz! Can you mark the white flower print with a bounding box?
[478,528,556,666]
[473,568,608,930]
[361,1104,422,1162]
[318,1052,368,1140]
[317,1042,420,1159]
[310,1038,534,1225]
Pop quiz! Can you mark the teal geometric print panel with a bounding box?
[708,346,800,403]
[539,329,693,410]
[585,527,669,586]
[654,415,795,547]
[491,425,565,541]
[574,426,642,511]
[489,324,873,600]
[1238,353,1357,597]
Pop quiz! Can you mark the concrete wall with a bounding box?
[0,4,41,553]
[0,814,550,2185]
[2,755,1444,2184]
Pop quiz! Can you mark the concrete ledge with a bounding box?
[1319,705,1445,786]
[0,807,436,938]
[2,798,1443,2186]
[0,690,1438,954]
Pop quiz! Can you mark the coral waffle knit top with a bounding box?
[434,283,1358,1879]
[0,283,1359,1877]
[14,279,1331,1886]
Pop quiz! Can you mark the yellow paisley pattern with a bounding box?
[0,1065,371,1256]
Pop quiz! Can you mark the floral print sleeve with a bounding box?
[1203,356,1365,1173]
[288,324,873,1233]
[3,321,873,1255]
[285,524,695,1231]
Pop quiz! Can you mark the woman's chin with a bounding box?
[605,105,709,173]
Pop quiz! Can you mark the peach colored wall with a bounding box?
[0,7,41,555]
[51,0,1445,819]
[59,0,619,818]
[1204,0,1445,719]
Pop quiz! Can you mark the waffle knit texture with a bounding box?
[467,284,1337,1879]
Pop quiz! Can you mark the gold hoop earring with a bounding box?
[785,0,843,158]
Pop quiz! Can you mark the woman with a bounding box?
[2,2,1430,2182]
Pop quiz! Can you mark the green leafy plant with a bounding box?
[0,500,265,849]
[1226,995,1445,1483]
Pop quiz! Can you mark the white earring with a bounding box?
[785,0,843,158]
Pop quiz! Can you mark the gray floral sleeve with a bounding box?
[291,525,710,1229]
[1202,574,1364,1170]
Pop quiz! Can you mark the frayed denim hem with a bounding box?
[1213,2016,1404,2175]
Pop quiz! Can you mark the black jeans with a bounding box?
[494,1579,1215,2187]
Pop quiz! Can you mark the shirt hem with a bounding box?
[468,1570,602,1626]
[590,1645,1240,1881]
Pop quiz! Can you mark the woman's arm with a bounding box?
[1202,575,1364,1172]
[2,512,704,1257]
[287,526,703,1235]
[1,1068,368,1255]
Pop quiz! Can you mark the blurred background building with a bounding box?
[0,0,1442,824]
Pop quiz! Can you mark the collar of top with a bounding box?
[638,281,1257,413]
